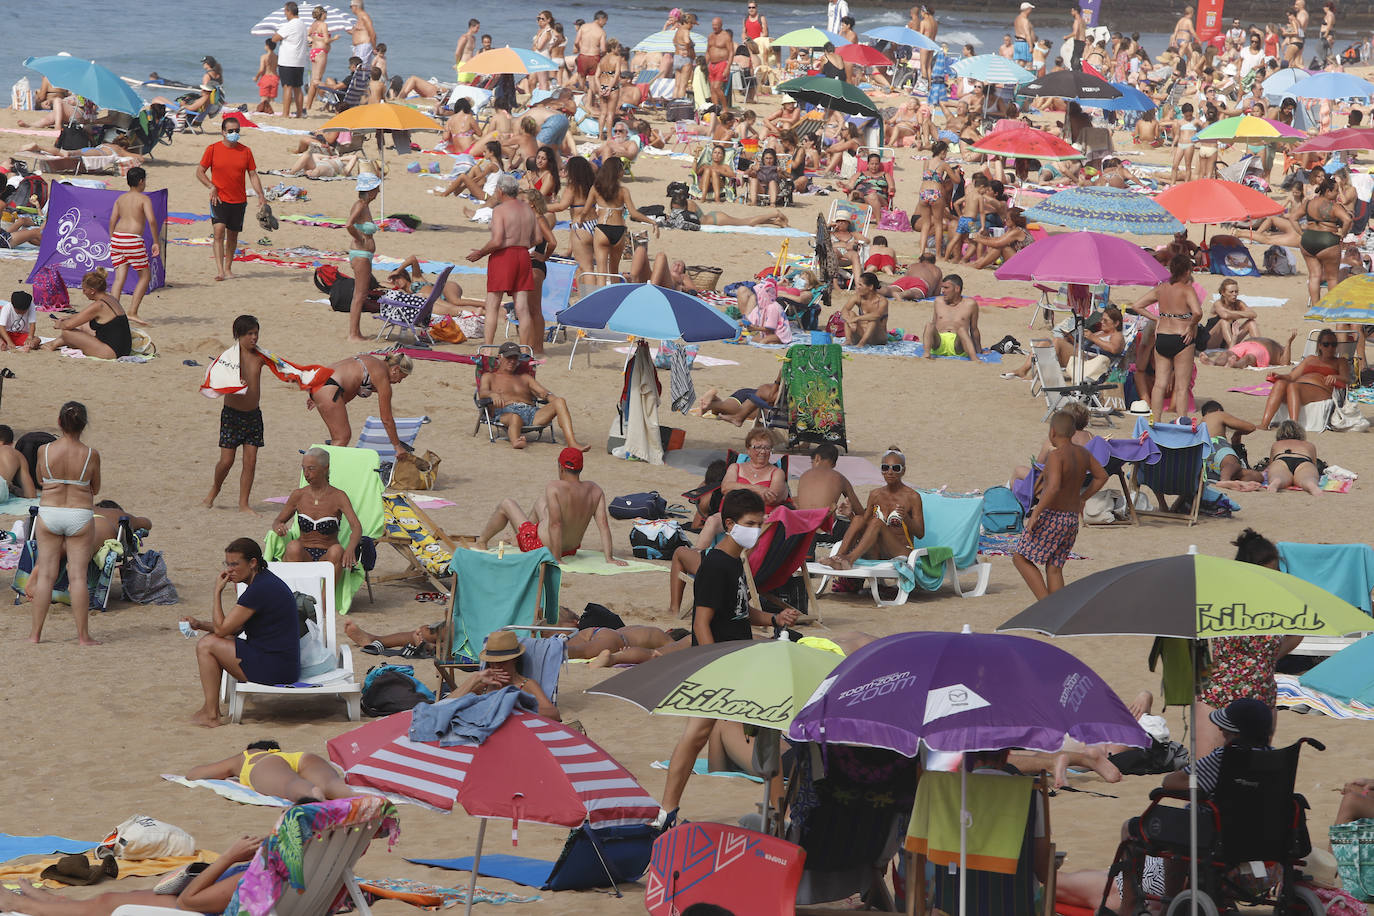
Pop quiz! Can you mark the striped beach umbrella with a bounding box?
[633,29,707,54]
[1023,186,1185,235]
[951,54,1034,85]
[251,4,354,35]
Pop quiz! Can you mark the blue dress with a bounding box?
[233,568,301,685]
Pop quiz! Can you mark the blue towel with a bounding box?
[518,637,565,700]
[408,686,535,747]
[447,547,561,663]
[1278,542,1374,613]
[0,834,97,864]
[408,854,555,888]
[1131,417,1214,458]
[913,492,984,571]
[1300,633,1374,705]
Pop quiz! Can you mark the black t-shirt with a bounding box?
[691,548,752,645]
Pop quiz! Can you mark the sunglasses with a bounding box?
[881,463,905,472]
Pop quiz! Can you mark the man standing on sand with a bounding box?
[107,166,160,326]
[706,18,733,108]
[1013,2,1036,68]
[272,2,310,118]
[1013,411,1106,598]
[349,0,376,65]
[476,446,623,564]
[574,11,608,91]
[455,18,480,66]
[918,5,939,79]
[196,117,266,282]
[1066,5,1087,69]
[923,274,983,360]
[204,315,267,513]
[467,174,539,351]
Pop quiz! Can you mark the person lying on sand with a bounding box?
[476,446,623,564]
[569,624,692,667]
[384,255,486,314]
[186,738,355,801]
[1199,334,1295,369]
[693,378,781,426]
[344,618,443,657]
[477,341,589,450]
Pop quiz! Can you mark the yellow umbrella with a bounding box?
[457,47,559,76]
[320,103,443,212]
[1307,274,1374,324]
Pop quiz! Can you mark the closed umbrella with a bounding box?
[556,283,740,342]
[1155,178,1284,224]
[251,3,353,34]
[836,44,893,68]
[458,46,559,76]
[1307,273,1374,323]
[861,25,940,52]
[1073,81,1155,112]
[970,124,1082,161]
[633,29,706,54]
[1293,127,1374,153]
[23,55,143,115]
[1289,70,1374,101]
[951,54,1035,86]
[773,26,850,48]
[776,75,878,117]
[320,102,443,213]
[1022,68,1121,99]
[1023,186,1185,235]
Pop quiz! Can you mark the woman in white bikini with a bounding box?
[531,9,557,92]
[270,447,361,578]
[821,448,925,570]
[28,401,101,646]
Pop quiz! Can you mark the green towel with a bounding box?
[552,550,663,576]
[1149,637,1199,707]
[907,771,1033,875]
[446,547,561,662]
[854,546,954,593]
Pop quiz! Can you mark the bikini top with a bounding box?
[42,446,93,488]
[353,355,376,397]
[736,464,775,486]
[874,505,903,524]
[354,221,379,235]
[298,513,341,535]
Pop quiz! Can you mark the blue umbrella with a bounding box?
[1288,70,1374,101]
[557,284,740,342]
[24,55,144,115]
[1261,67,1312,103]
[1074,81,1155,112]
[1024,186,1185,235]
[861,26,940,52]
[951,54,1035,85]
[1300,632,1374,704]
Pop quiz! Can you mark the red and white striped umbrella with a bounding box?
[327,709,659,828]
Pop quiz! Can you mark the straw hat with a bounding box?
[480,630,525,663]
[1128,400,1151,416]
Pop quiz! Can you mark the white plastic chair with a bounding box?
[805,543,990,606]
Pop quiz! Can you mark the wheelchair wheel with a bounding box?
[1288,885,1326,916]
[1165,890,1220,916]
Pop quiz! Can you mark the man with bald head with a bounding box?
[707,17,733,107]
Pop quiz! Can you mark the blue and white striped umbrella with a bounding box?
[862,26,940,52]
[558,284,740,342]
[633,29,708,54]
[251,4,354,35]
[951,54,1035,85]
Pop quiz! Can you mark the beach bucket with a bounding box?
[810,331,832,345]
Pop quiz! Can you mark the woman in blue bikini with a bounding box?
[345,173,381,342]
[271,447,361,577]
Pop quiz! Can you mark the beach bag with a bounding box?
[455,311,484,339]
[430,316,465,343]
[654,340,698,370]
[630,520,690,560]
[4,174,48,210]
[980,485,1024,534]
[390,449,440,490]
[299,618,336,679]
[361,664,435,717]
[877,208,912,232]
[30,265,69,311]
[1262,245,1296,276]
[1332,820,1374,901]
[98,816,195,860]
[609,491,668,520]
[1084,488,1128,524]
[1107,738,1189,776]
[313,264,340,293]
[121,550,180,605]
[578,602,625,630]
[543,822,661,891]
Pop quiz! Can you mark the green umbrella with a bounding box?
[777,75,878,118]
[773,26,848,48]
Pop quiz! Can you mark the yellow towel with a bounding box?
[797,636,845,656]
[906,771,1031,875]
[0,849,217,888]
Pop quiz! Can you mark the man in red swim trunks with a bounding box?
[467,173,540,351]
[476,446,626,566]
[882,252,943,301]
[573,10,608,89]
[706,17,733,108]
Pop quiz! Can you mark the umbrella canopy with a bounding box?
[998,553,1374,639]
[951,54,1035,86]
[1073,81,1155,112]
[1195,114,1304,143]
[995,231,1169,287]
[251,4,353,35]
[586,639,842,730]
[1262,67,1313,102]
[1307,274,1374,323]
[788,630,1148,755]
[837,44,893,67]
[1293,127,1374,154]
[1289,70,1374,101]
[328,709,660,825]
[1299,632,1374,705]
[1023,186,1185,235]
[321,101,444,132]
[773,27,850,47]
[458,47,559,76]
[861,26,940,52]
[970,124,1082,161]
[1155,178,1284,224]
[556,283,740,342]
[633,29,707,54]
[776,76,878,117]
[1021,69,1121,99]
[23,55,143,115]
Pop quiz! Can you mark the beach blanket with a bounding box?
[751,339,1002,362]
[281,214,414,232]
[263,169,349,182]
[783,342,847,449]
[168,211,212,221]
[0,851,216,887]
[58,347,154,364]
[557,550,663,575]
[1212,293,1287,308]
[361,876,541,907]
[973,295,1036,309]
[1227,383,1273,396]
[0,247,40,261]
[979,530,1088,560]
[200,344,334,397]
[613,346,738,367]
[1275,673,1374,721]
[408,855,555,889]
[1347,387,1374,405]
[650,759,766,783]
[162,774,292,807]
[0,835,97,865]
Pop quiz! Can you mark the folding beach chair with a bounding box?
[374,265,454,346]
[1027,338,1116,425]
[564,273,632,369]
[356,414,430,483]
[11,505,128,611]
[473,344,558,444]
[1126,420,1210,526]
[377,491,462,594]
[505,257,577,343]
[744,505,832,622]
[780,343,847,452]
[688,140,742,201]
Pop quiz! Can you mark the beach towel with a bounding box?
[751,339,1002,361]
[855,547,954,592]
[200,344,334,398]
[1276,673,1374,721]
[783,342,847,450]
[0,835,97,865]
[650,759,766,783]
[1212,293,1286,308]
[447,547,561,662]
[162,774,291,807]
[265,492,456,509]
[1227,383,1273,396]
[906,770,1033,874]
[362,876,541,907]
[915,491,984,571]
[973,296,1036,309]
[553,550,663,575]
[788,455,886,486]
[1299,633,1374,706]
[409,685,536,746]
[979,530,1088,560]
[0,851,216,887]
[407,855,555,889]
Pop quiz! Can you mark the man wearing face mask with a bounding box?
[196,117,267,282]
[658,488,799,818]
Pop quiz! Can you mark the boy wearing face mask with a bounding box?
[658,488,798,818]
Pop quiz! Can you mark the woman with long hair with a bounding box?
[576,157,658,284]
[548,155,597,281]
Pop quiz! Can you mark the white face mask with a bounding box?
[729,524,762,549]
[225,131,240,143]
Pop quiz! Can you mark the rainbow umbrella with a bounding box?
[773,26,850,47]
[1195,114,1304,144]
[1307,274,1374,323]
[458,46,559,75]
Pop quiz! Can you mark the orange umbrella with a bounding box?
[1154,179,1283,225]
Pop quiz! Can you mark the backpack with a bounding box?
[3,174,47,210]
[609,491,669,520]
[360,664,435,717]
[629,520,691,560]
[30,265,70,311]
[981,485,1024,534]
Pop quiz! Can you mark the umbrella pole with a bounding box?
[376,132,387,216]
[959,765,967,916]
[464,817,487,916]
[1189,640,1198,916]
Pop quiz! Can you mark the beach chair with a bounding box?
[472,344,557,444]
[645,822,805,916]
[374,265,454,347]
[355,414,430,484]
[377,491,462,594]
[262,445,383,614]
[10,506,127,611]
[1078,126,1114,166]
[435,546,561,685]
[220,560,362,724]
[688,140,742,201]
[1127,420,1209,525]
[780,343,847,451]
[110,797,395,916]
[173,87,225,133]
[564,273,632,369]
[1277,542,1374,659]
[504,257,577,343]
[1027,338,1116,425]
[744,505,832,622]
[805,492,991,605]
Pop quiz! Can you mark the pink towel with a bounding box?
[1227,383,1273,396]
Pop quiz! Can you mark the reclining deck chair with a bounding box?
[356,414,429,483]
[805,492,992,605]
[220,560,362,723]
[374,265,454,346]
[262,445,384,613]
[473,344,557,444]
[111,797,397,916]
[1127,419,1211,525]
[780,343,847,452]
[646,822,805,916]
[378,491,461,594]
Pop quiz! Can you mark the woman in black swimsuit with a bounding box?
[1298,178,1351,309]
[271,447,363,576]
[1266,419,1322,495]
[1130,254,1201,422]
[42,268,133,359]
[307,351,413,450]
[576,157,658,286]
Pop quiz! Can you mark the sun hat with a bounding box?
[356,173,382,192]
[480,630,525,663]
[1128,399,1151,416]
[1209,697,1271,743]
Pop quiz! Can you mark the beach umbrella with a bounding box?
[251,3,353,35]
[1306,274,1374,323]
[969,124,1081,161]
[995,231,1167,287]
[789,628,1147,916]
[1072,81,1155,112]
[836,44,893,68]
[320,102,443,213]
[1300,633,1374,706]
[776,75,878,117]
[23,55,143,115]
[861,25,940,52]
[1023,186,1185,235]
[1262,67,1313,102]
[1289,70,1374,101]
[457,47,559,76]
[1155,178,1284,224]
[773,26,850,48]
[556,283,740,342]
[1022,68,1121,100]
[329,709,659,915]
[1195,114,1304,144]
[1293,126,1374,154]
[951,54,1035,86]
[633,29,707,54]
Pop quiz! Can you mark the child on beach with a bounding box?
[107,166,161,326]
[0,291,37,351]
[256,39,280,114]
[204,315,266,513]
[1012,410,1107,599]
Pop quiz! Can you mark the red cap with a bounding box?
[558,447,584,472]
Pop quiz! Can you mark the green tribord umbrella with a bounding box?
[777,75,879,118]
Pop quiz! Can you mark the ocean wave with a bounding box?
[940,30,983,47]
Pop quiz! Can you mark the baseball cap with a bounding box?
[497,340,522,357]
[558,446,584,472]
[1208,697,1272,744]
[1020,2,1035,9]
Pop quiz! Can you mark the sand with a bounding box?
[0,89,1370,915]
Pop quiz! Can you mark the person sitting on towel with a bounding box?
[187,738,356,801]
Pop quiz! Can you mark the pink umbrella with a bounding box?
[1293,127,1374,154]
[995,230,1168,287]
[836,43,892,67]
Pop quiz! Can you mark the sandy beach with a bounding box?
[1,82,1372,914]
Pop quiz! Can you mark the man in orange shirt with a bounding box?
[195,117,267,282]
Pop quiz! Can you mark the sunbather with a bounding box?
[284,149,363,178]
[449,630,559,720]
[475,341,588,450]
[1002,306,1124,380]
[694,380,781,426]
[343,618,443,657]
[476,446,622,563]
[820,448,924,570]
[187,739,355,801]
[1267,420,1323,495]
[1200,334,1295,369]
[384,256,486,314]
[722,426,789,507]
[570,624,691,667]
[40,269,134,359]
[270,448,361,577]
[306,351,414,451]
[0,214,44,249]
[1258,327,1348,428]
